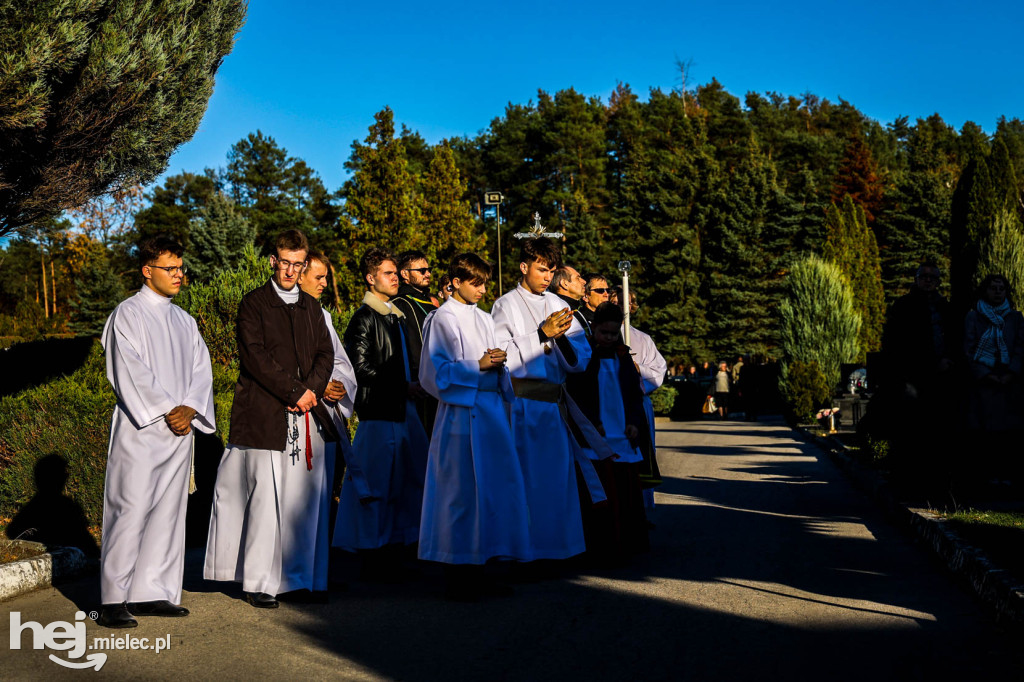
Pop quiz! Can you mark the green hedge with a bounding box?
[650,385,677,415]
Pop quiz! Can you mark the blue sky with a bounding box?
[163,0,1024,193]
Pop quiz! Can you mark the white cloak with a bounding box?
[491,284,592,560]
[203,413,330,595]
[417,298,530,564]
[322,308,358,501]
[625,324,666,509]
[100,285,216,605]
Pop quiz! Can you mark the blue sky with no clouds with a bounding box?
[163,0,1024,192]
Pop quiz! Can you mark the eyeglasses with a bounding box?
[273,257,307,272]
[148,265,187,276]
[406,267,431,274]
[589,288,610,294]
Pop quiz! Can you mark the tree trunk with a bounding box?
[41,252,49,318]
[50,260,57,314]
[328,262,341,308]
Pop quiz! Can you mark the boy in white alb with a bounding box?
[418,253,530,599]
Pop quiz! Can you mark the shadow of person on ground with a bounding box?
[0,336,95,397]
[5,453,99,557]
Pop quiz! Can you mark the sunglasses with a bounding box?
[589,288,610,294]
[406,267,431,274]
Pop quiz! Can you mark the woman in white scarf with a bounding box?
[964,274,1024,437]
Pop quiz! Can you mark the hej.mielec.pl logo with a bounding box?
[9,610,174,671]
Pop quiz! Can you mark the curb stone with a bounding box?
[794,426,1024,626]
[0,540,89,602]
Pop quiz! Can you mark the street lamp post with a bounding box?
[618,260,631,346]
[484,191,504,295]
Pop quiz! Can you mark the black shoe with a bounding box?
[245,592,279,609]
[128,600,189,617]
[97,603,138,629]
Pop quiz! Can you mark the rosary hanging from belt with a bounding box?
[288,412,301,465]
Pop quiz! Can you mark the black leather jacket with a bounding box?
[344,299,410,422]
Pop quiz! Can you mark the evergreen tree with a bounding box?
[977,208,1024,296]
[821,196,885,358]
[342,107,419,255]
[831,134,885,224]
[417,142,484,267]
[0,0,245,238]
[225,131,315,246]
[133,171,219,248]
[186,192,257,283]
[69,242,128,337]
[779,255,861,399]
[607,87,707,361]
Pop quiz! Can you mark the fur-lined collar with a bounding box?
[362,291,405,318]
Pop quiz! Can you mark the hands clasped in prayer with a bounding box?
[479,348,507,371]
[165,405,197,436]
[540,308,573,339]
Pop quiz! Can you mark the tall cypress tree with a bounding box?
[779,254,862,397]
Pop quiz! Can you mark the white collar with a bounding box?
[139,284,172,306]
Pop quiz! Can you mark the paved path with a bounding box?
[3,418,1022,680]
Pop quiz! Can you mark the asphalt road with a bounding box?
[3,417,1022,680]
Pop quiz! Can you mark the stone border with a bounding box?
[796,426,1024,625]
[0,540,89,602]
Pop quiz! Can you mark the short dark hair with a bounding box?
[519,237,561,269]
[437,274,452,293]
[583,273,607,292]
[977,273,1013,304]
[138,235,184,269]
[593,301,624,326]
[275,229,309,256]
[396,249,427,273]
[549,266,574,293]
[307,248,331,271]
[449,253,491,285]
[916,262,941,278]
[360,247,395,280]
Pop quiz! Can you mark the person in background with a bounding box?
[711,361,731,419]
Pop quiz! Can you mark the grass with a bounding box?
[0,537,45,564]
[941,509,1024,585]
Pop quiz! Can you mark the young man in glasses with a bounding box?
[205,229,339,609]
[97,236,216,628]
[392,249,437,434]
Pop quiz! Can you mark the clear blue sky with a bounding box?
[163,0,1024,193]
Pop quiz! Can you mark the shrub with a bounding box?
[782,360,831,423]
[650,385,677,415]
[779,255,861,413]
[176,244,271,366]
[0,342,113,536]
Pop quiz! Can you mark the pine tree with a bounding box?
[0,0,245,238]
[822,196,885,358]
[779,255,862,399]
[417,142,484,267]
[342,107,420,255]
[607,87,707,362]
[69,242,128,337]
[133,171,218,248]
[225,131,314,247]
[186,192,257,283]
